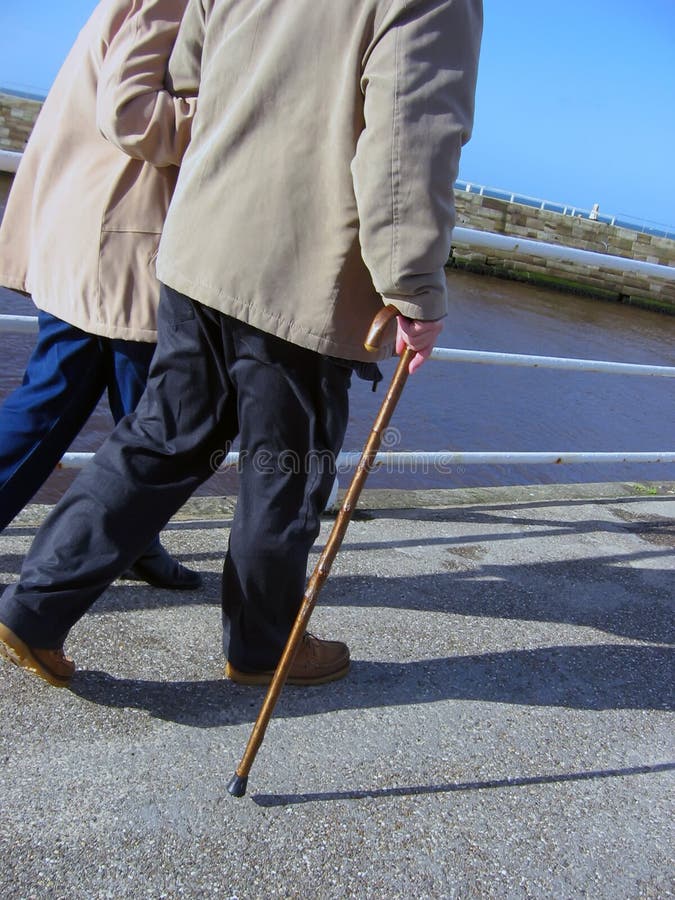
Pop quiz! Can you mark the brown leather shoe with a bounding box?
[225,633,350,686]
[0,623,74,688]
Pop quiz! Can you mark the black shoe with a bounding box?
[126,545,202,590]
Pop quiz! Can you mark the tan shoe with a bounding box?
[0,623,75,688]
[225,633,350,686]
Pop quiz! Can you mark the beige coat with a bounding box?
[160,0,482,362]
[0,0,195,342]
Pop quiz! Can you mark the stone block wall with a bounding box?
[451,191,675,311]
[0,93,42,152]
[0,173,13,220]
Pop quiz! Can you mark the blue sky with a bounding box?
[1,0,674,229]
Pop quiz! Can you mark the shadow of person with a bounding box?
[68,642,674,728]
[323,550,675,644]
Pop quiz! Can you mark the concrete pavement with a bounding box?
[1,481,673,898]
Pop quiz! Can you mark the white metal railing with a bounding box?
[6,340,662,472]
[54,450,675,471]
[456,179,675,241]
[458,180,609,221]
[451,227,675,283]
[0,314,37,333]
[2,151,672,473]
[1,232,674,472]
[430,347,675,378]
[3,311,674,380]
[0,149,22,175]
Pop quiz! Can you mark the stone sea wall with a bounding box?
[451,191,675,312]
[0,173,12,221]
[1,91,673,311]
[0,92,42,220]
[0,92,41,152]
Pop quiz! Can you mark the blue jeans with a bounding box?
[0,311,156,531]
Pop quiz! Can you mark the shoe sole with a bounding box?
[0,623,71,688]
[225,660,350,686]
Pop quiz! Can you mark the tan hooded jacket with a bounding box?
[159,0,483,361]
[0,0,195,342]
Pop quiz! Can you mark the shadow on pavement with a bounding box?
[321,555,675,645]
[3,546,671,641]
[69,642,674,724]
[251,761,675,807]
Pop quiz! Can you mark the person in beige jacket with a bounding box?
[0,0,483,689]
[0,0,201,588]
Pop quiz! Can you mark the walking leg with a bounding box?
[105,337,203,589]
[0,288,237,651]
[0,312,106,530]
[221,322,351,673]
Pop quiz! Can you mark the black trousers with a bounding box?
[0,286,351,670]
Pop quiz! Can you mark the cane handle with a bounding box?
[364,304,399,352]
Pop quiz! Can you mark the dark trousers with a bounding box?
[0,286,351,670]
[0,310,156,531]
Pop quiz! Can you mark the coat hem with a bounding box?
[34,300,157,343]
[158,266,394,363]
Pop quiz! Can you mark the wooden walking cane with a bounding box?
[227,304,415,797]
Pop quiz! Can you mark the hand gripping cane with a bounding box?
[227,304,414,797]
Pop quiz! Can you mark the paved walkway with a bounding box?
[1,482,673,899]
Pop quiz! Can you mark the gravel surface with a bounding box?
[1,483,673,899]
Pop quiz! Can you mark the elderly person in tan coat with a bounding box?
[0,0,200,589]
[0,0,483,689]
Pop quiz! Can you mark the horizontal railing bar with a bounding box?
[0,314,39,333]
[0,148,22,174]
[56,451,243,469]
[3,314,674,378]
[453,226,675,282]
[336,451,675,467]
[57,450,675,470]
[430,347,675,377]
[456,180,675,238]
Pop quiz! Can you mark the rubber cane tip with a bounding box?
[227,773,248,798]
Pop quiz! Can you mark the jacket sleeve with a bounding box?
[351,0,483,320]
[96,0,197,167]
[165,0,212,96]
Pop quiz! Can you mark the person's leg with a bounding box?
[222,323,352,675]
[0,287,237,657]
[105,337,156,421]
[0,312,107,531]
[106,338,202,589]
